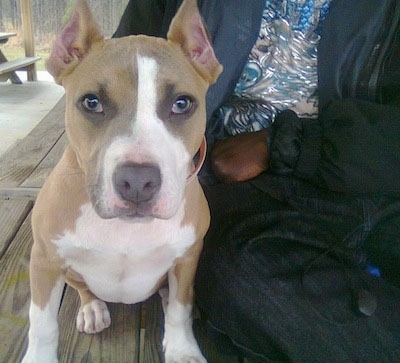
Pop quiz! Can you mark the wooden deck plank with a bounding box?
[0,198,33,258]
[0,96,65,190]
[0,211,32,363]
[21,132,68,188]
[0,187,41,200]
[140,295,164,363]
[58,286,141,362]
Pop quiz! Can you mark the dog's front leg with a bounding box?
[162,240,206,363]
[22,243,65,363]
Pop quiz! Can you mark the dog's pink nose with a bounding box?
[113,163,161,203]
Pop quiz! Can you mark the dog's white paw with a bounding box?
[163,332,207,363]
[76,299,111,334]
[164,351,207,363]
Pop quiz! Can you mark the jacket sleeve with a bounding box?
[270,99,400,195]
[113,0,181,38]
[270,0,400,195]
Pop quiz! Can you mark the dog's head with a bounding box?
[47,0,222,220]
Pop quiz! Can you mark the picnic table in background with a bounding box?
[0,32,40,84]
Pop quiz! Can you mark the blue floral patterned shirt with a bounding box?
[219,0,332,136]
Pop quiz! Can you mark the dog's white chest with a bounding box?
[53,202,195,304]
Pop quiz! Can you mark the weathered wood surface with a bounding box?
[0,198,32,257]
[0,97,65,199]
[0,208,32,363]
[0,97,250,362]
[58,286,142,362]
[0,56,41,75]
[20,0,38,81]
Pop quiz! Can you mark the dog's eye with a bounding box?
[82,94,104,113]
[171,96,193,114]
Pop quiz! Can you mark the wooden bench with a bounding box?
[0,97,252,362]
[0,56,41,76]
[0,32,40,84]
[0,32,17,43]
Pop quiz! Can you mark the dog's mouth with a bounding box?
[118,211,155,222]
[90,195,161,220]
[113,202,159,220]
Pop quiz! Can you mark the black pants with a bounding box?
[195,173,400,362]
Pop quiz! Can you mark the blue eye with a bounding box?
[82,94,104,113]
[172,96,193,114]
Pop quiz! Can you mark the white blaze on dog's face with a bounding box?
[46,0,222,220]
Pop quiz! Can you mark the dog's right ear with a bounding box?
[46,0,103,84]
[167,0,222,85]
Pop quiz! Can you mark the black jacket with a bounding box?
[272,0,400,194]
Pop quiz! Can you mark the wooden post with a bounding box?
[20,0,37,81]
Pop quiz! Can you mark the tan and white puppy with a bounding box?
[22,0,222,362]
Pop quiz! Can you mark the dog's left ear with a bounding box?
[167,0,222,84]
[46,0,103,84]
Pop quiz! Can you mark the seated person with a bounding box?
[114,0,400,361]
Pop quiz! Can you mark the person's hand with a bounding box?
[211,129,270,183]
